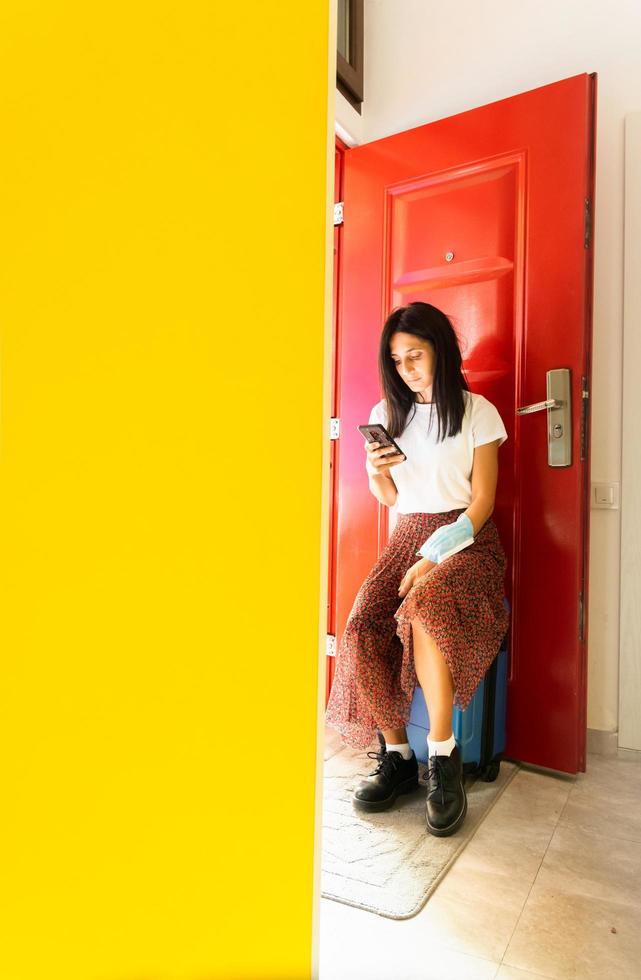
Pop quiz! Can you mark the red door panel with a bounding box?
[331,73,596,774]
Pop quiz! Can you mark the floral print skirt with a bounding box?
[325,508,510,750]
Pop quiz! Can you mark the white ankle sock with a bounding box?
[385,740,413,760]
[427,732,456,756]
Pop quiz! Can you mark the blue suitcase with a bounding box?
[406,596,510,782]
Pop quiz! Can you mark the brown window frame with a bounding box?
[336,0,364,115]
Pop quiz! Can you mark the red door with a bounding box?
[329,72,596,775]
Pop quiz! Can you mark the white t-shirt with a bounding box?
[367,390,508,514]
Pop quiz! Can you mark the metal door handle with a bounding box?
[516,398,562,415]
[516,369,571,467]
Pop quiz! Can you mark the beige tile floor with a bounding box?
[319,735,641,980]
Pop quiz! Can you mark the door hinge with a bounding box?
[326,634,336,657]
[580,376,589,462]
[578,592,584,643]
[334,202,344,226]
[330,417,340,439]
[584,198,592,249]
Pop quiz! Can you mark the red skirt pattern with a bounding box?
[325,508,510,750]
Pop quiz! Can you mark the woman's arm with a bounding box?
[368,472,398,507]
[463,439,501,534]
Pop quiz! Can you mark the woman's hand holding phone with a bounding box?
[365,440,406,478]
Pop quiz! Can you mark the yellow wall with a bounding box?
[0,4,333,977]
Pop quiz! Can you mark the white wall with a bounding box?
[336,0,641,735]
[619,112,641,750]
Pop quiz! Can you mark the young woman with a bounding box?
[325,301,510,838]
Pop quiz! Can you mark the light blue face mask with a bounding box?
[416,512,475,563]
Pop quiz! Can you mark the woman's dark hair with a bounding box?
[379,301,470,441]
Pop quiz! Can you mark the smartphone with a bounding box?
[357,423,406,461]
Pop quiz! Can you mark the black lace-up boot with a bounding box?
[352,732,419,812]
[424,744,467,836]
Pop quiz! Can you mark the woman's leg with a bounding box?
[411,614,467,836]
[380,620,454,743]
[381,603,455,745]
[381,726,409,743]
[411,616,454,739]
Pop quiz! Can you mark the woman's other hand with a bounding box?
[365,440,405,478]
[398,557,436,598]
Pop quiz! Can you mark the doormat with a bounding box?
[321,730,520,919]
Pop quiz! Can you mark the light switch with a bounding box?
[592,482,619,509]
